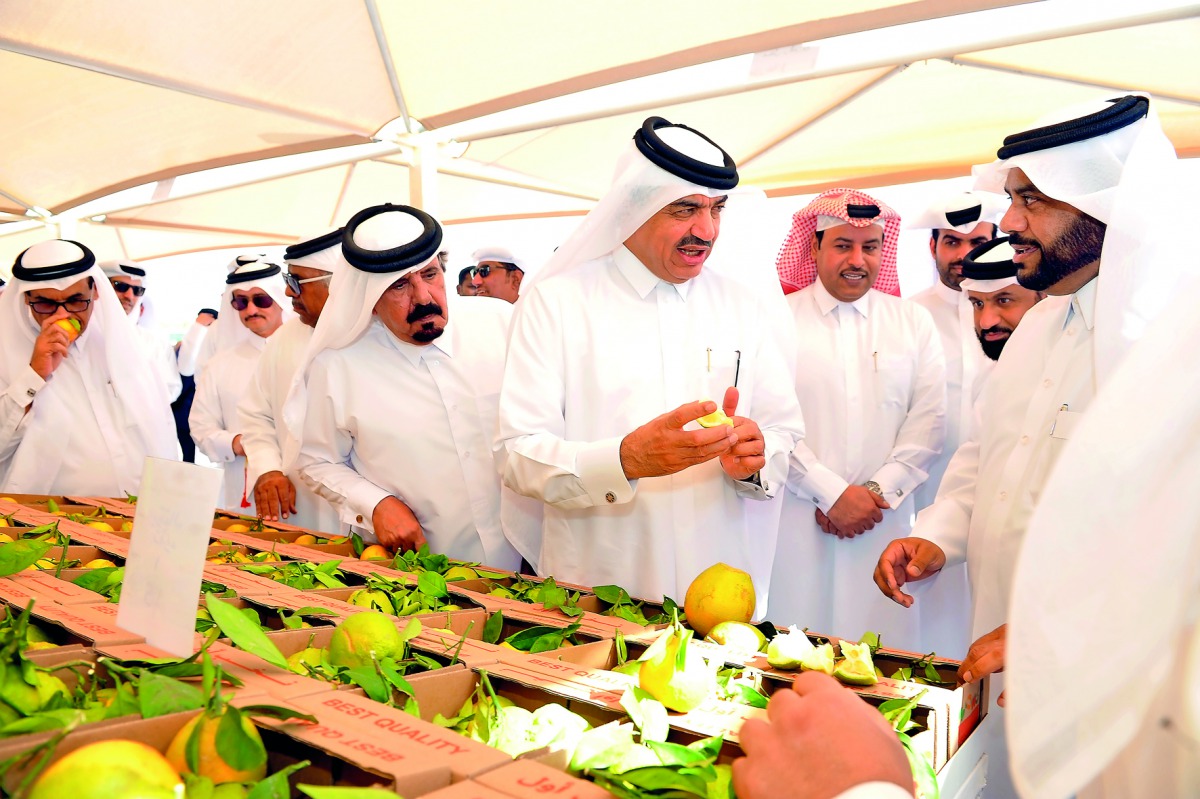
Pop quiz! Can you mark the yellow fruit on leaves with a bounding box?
[328,611,405,669]
[225,523,250,533]
[166,711,267,784]
[348,588,394,614]
[86,521,114,532]
[833,641,879,686]
[84,558,118,569]
[705,621,767,651]
[29,739,182,799]
[293,534,318,545]
[0,532,12,542]
[444,565,479,581]
[683,563,755,637]
[286,646,324,675]
[120,521,133,532]
[359,544,391,561]
[638,627,716,713]
[0,663,68,715]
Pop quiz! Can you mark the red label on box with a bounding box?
[4,572,106,605]
[478,760,612,799]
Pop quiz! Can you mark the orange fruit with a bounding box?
[165,712,267,784]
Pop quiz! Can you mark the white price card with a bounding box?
[117,457,223,656]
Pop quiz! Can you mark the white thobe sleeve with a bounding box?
[189,367,238,464]
[833,783,913,799]
[294,357,391,530]
[787,441,853,514]
[237,350,283,486]
[157,339,182,402]
[868,314,947,501]
[910,435,978,568]
[176,322,207,377]
[734,317,806,500]
[0,366,45,464]
[497,289,637,510]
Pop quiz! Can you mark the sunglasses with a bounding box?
[27,297,92,315]
[283,271,332,294]
[231,294,276,311]
[111,280,146,296]
[471,265,521,279]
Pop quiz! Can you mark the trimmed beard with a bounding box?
[1013,213,1106,292]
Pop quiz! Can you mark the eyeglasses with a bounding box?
[230,294,276,311]
[283,271,332,294]
[111,281,146,296]
[471,265,521,279]
[27,297,92,315]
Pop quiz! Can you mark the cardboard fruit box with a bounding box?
[0,705,432,796]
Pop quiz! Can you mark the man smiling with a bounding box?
[497,117,803,601]
[772,189,947,651]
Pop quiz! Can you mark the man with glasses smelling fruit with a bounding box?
[190,261,290,513]
[0,240,178,494]
[99,259,183,402]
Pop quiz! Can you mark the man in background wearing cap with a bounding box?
[289,204,529,569]
[237,230,343,531]
[456,266,479,297]
[960,237,1044,363]
[191,263,289,512]
[469,247,524,303]
[905,191,1002,510]
[0,240,178,494]
[772,189,947,653]
[497,117,804,604]
[872,94,1183,795]
[99,260,182,403]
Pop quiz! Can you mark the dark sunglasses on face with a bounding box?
[27,297,92,315]
[231,294,275,311]
[282,271,332,294]
[111,281,146,296]
[471,265,521,279]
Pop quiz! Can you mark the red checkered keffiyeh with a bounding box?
[775,189,902,296]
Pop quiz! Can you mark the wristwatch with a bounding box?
[863,481,883,496]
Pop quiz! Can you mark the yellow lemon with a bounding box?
[29,739,182,799]
[0,518,10,528]
[86,521,115,532]
[0,532,13,543]
[444,565,479,581]
[294,534,318,545]
[705,621,767,651]
[638,628,716,713]
[0,497,16,503]
[683,563,756,637]
[359,544,391,561]
[224,522,251,533]
[120,521,132,532]
[84,558,118,569]
[328,611,405,669]
[54,318,82,341]
[165,712,267,784]
[696,408,734,428]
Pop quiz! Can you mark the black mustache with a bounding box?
[981,325,1013,336]
[1007,234,1038,248]
[676,236,712,248]
[407,303,443,323]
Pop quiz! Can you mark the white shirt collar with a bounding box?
[813,277,871,318]
[933,280,963,306]
[379,317,456,366]
[613,245,692,301]
[1068,277,1098,331]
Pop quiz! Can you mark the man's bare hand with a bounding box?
[717,387,766,481]
[959,624,1006,705]
[371,496,427,553]
[620,400,736,480]
[873,537,947,607]
[734,672,912,799]
[29,317,72,381]
[827,485,890,537]
[232,434,245,457]
[253,470,297,522]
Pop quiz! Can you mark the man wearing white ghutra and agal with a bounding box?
[287,204,529,570]
[0,240,178,495]
[497,116,804,606]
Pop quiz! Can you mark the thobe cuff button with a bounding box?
[604,492,616,504]
[25,388,35,397]
[355,514,364,523]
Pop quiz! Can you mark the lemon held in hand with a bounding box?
[695,400,734,428]
[54,317,82,342]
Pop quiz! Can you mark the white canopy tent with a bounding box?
[0,0,1197,271]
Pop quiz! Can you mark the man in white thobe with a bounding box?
[193,252,265,378]
[497,116,805,604]
[0,240,178,494]
[468,246,524,303]
[771,189,946,653]
[288,204,525,569]
[99,260,182,404]
[873,94,1184,797]
[190,262,289,512]
[961,237,1045,364]
[905,191,1003,509]
[237,229,343,531]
